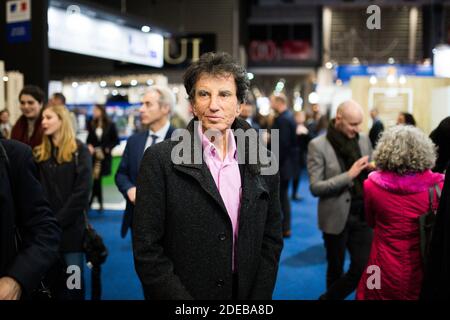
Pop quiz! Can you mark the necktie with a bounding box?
[145,134,159,152]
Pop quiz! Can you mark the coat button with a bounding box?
[346,199,350,203]
[216,279,225,287]
[218,233,226,241]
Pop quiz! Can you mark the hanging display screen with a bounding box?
[48,6,164,68]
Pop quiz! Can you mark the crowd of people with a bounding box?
[1,51,450,300]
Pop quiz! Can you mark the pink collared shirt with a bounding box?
[198,125,242,272]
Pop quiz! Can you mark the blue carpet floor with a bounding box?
[85,172,353,300]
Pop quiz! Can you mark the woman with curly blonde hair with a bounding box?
[356,125,444,300]
[34,104,92,300]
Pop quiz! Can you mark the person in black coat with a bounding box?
[368,108,384,148]
[270,93,297,238]
[34,105,92,300]
[421,162,450,299]
[0,138,61,300]
[133,52,283,300]
[115,86,176,238]
[87,104,119,212]
[430,116,450,173]
[291,111,310,201]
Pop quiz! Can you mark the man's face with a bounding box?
[397,113,405,125]
[335,109,363,139]
[240,103,253,119]
[192,73,241,133]
[49,96,64,107]
[269,96,279,112]
[19,94,42,120]
[139,91,169,126]
[0,112,9,123]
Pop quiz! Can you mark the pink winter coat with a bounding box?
[356,170,444,300]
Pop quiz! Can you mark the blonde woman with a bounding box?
[34,105,92,300]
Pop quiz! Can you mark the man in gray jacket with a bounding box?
[307,100,373,300]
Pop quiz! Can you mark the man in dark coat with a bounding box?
[421,162,450,299]
[132,52,283,300]
[115,86,176,238]
[0,138,61,300]
[270,93,297,238]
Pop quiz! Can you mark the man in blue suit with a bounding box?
[115,86,176,238]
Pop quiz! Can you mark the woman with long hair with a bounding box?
[11,85,45,148]
[87,104,119,212]
[34,105,92,300]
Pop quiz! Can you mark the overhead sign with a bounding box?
[6,0,31,23]
[164,33,216,68]
[336,64,434,82]
[48,6,164,68]
[434,45,450,78]
[6,0,32,43]
[247,22,317,67]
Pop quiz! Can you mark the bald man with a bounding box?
[307,100,373,300]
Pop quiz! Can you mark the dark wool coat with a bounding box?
[36,141,92,252]
[133,118,283,300]
[0,139,61,296]
[86,122,119,176]
[115,126,176,238]
[421,162,450,299]
[271,110,298,181]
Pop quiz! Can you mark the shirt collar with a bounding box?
[197,123,238,162]
[149,121,170,140]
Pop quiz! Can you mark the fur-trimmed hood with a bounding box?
[368,169,444,194]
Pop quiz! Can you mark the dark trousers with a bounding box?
[280,179,291,233]
[321,208,373,300]
[292,169,302,198]
[90,178,103,209]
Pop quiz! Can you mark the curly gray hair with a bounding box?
[373,125,437,175]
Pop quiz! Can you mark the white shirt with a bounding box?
[144,121,171,151]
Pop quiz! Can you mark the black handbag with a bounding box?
[419,184,441,267]
[74,145,108,300]
[83,211,108,268]
[73,147,108,268]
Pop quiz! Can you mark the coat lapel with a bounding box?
[238,164,269,230]
[172,118,268,223]
[136,132,148,169]
[174,162,228,216]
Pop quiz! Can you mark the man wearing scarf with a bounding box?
[307,100,373,300]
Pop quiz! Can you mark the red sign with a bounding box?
[249,40,277,62]
[248,40,312,62]
[282,40,311,60]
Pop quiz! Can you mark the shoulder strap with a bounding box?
[435,184,441,199]
[73,140,90,228]
[429,184,442,213]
